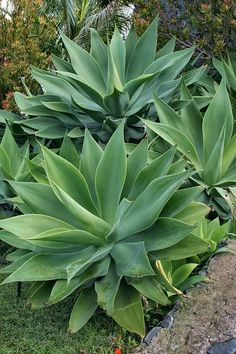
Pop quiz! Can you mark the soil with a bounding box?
[137,241,236,354]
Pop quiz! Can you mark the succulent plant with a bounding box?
[0,123,210,336]
[11,18,204,141]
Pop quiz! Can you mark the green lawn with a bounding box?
[0,273,138,354]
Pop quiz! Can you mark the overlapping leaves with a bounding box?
[0,123,210,336]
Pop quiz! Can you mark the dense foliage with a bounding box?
[0,0,57,110]
[134,0,236,57]
[0,19,235,338]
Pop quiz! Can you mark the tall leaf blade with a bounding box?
[95,123,127,225]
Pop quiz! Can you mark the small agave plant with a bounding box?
[11,18,204,141]
[144,81,236,219]
[0,123,210,336]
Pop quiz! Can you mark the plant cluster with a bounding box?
[0,20,235,338]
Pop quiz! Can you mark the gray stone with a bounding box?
[207,339,236,354]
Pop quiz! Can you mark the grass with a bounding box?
[0,271,139,354]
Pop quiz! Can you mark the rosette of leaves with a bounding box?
[144,80,236,219]
[0,123,210,336]
[13,18,204,141]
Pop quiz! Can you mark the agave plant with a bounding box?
[0,123,210,336]
[144,80,236,219]
[12,18,205,141]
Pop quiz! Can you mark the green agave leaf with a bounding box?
[29,281,54,309]
[95,123,126,225]
[161,186,204,217]
[174,202,210,224]
[6,249,31,262]
[128,145,176,200]
[111,241,154,277]
[144,120,202,170]
[8,181,85,228]
[124,73,156,97]
[178,275,208,291]
[66,244,113,282]
[222,135,236,175]
[60,31,106,95]
[172,263,198,286]
[0,145,11,176]
[155,37,176,59]
[50,257,110,304]
[112,281,145,337]
[155,261,182,295]
[127,17,158,81]
[112,170,191,241]
[203,81,233,165]
[103,88,130,117]
[0,214,74,239]
[203,125,226,185]
[1,248,96,284]
[1,252,35,274]
[29,228,105,247]
[95,262,121,315]
[110,26,126,86]
[107,46,123,92]
[125,25,138,66]
[51,54,75,73]
[68,287,98,333]
[127,217,195,252]
[60,135,80,169]
[90,29,108,81]
[1,125,21,176]
[122,139,148,198]
[49,181,111,237]
[26,160,48,184]
[168,159,187,174]
[128,277,170,306]
[68,127,84,138]
[152,233,210,260]
[180,83,203,160]
[35,124,66,139]
[42,145,98,215]
[80,129,103,210]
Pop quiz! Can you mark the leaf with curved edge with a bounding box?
[90,29,108,80]
[60,135,80,169]
[110,26,126,86]
[95,123,126,225]
[112,170,191,241]
[155,261,182,295]
[50,257,110,304]
[144,120,202,170]
[127,17,158,81]
[80,129,103,210]
[112,281,145,337]
[0,145,11,176]
[66,244,113,282]
[128,146,176,200]
[152,233,210,260]
[49,181,111,238]
[42,145,98,215]
[107,46,123,92]
[68,127,84,138]
[8,181,84,228]
[125,25,138,66]
[60,31,106,95]
[161,186,204,217]
[1,248,96,284]
[203,81,233,164]
[28,228,105,247]
[122,139,148,198]
[178,275,208,291]
[124,73,156,97]
[95,262,121,315]
[128,277,170,306]
[103,88,129,117]
[1,252,35,274]
[35,124,66,139]
[1,126,21,176]
[168,159,187,174]
[203,125,226,185]
[155,37,176,59]
[111,241,154,277]
[172,263,198,286]
[222,135,236,175]
[174,202,210,224]
[126,217,195,252]
[29,281,55,309]
[51,54,75,73]
[0,214,74,239]
[68,287,98,333]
